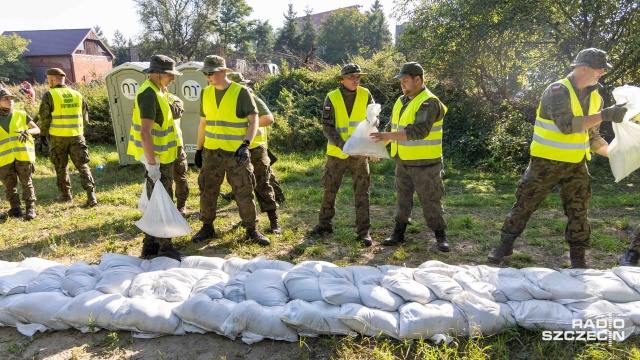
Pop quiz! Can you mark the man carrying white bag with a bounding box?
[342,103,390,159]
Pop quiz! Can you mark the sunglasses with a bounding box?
[203,72,215,76]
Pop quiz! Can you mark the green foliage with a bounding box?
[75,83,114,144]
[250,20,275,63]
[361,0,393,58]
[111,30,131,66]
[274,3,301,64]
[217,0,253,53]
[0,33,31,83]
[317,8,367,64]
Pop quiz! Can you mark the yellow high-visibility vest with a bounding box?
[530,78,601,163]
[390,88,447,160]
[0,110,35,166]
[166,93,183,147]
[249,95,267,149]
[326,86,369,159]
[202,82,247,152]
[48,87,83,136]
[127,80,177,164]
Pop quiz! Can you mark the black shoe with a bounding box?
[158,245,182,261]
[191,223,216,243]
[382,223,407,246]
[219,192,235,202]
[434,230,450,252]
[309,225,333,236]
[85,191,98,207]
[23,207,36,221]
[246,228,270,246]
[56,193,73,203]
[619,250,639,267]
[140,240,160,259]
[0,207,23,220]
[267,210,281,234]
[358,234,373,247]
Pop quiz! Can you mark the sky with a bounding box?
[1,0,398,43]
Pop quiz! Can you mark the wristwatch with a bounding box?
[241,140,250,147]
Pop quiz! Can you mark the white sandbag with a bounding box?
[358,275,405,311]
[99,253,144,270]
[0,260,18,270]
[153,268,208,302]
[221,300,298,344]
[412,269,463,301]
[613,85,640,121]
[452,270,508,303]
[507,300,575,331]
[66,261,101,277]
[61,272,99,297]
[342,103,389,159]
[111,297,185,335]
[522,267,601,301]
[224,271,251,302]
[129,271,164,298]
[244,269,289,306]
[18,257,60,272]
[96,263,145,295]
[135,180,192,238]
[141,257,181,272]
[180,256,225,270]
[338,303,400,339]
[0,267,39,295]
[240,259,294,273]
[0,294,28,326]
[51,290,126,332]
[418,260,465,277]
[380,268,436,304]
[376,265,403,274]
[350,265,383,283]
[138,183,149,213]
[172,294,236,338]
[26,265,68,293]
[2,292,72,332]
[613,266,640,293]
[190,269,229,299]
[398,300,468,339]
[319,267,361,305]
[460,264,500,280]
[566,300,635,341]
[222,257,250,276]
[486,268,553,301]
[609,85,640,182]
[561,269,640,303]
[452,291,516,336]
[615,301,640,326]
[280,299,356,336]
[283,261,337,302]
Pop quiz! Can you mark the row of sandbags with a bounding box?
[0,254,639,343]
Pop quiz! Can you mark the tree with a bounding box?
[217,0,253,53]
[93,25,109,46]
[111,30,131,66]
[317,8,367,64]
[250,20,275,62]
[298,7,317,64]
[0,34,31,83]
[362,0,392,57]
[135,0,220,61]
[274,3,301,62]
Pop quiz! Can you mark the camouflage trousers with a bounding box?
[0,160,36,209]
[172,146,189,209]
[629,224,640,254]
[501,156,591,250]
[318,155,370,237]
[394,159,447,231]
[269,167,285,202]
[49,135,95,194]
[198,148,257,228]
[250,145,277,212]
[143,163,174,247]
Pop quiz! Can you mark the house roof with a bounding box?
[1,28,113,57]
[295,5,360,29]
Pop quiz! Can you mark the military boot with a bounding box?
[569,247,587,269]
[23,207,36,221]
[0,207,23,220]
[157,239,182,261]
[86,190,98,208]
[382,223,407,246]
[267,210,281,234]
[246,228,270,246]
[487,235,517,264]
[619,250,639,267]
[308,224,333,236]
[56,192,73,203]
[434,230,451,252]
[357,233,373,247]
[140,234,160,259]
[191,223,216,243]
[176,200,186,216]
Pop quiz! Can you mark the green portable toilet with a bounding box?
[174,61,206,163]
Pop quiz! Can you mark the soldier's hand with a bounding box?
[15,130,31,143]
[39,134,50,157]
[145,162,161,183]
[234,143,250,164]
[601,103,628,123]
[195,149,203,169]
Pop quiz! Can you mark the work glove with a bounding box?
[234,142,251,164]
[16,130,31,143]
[37,134,50,157]
[601,103,628,123]
[195,149,203,169]
[145,162,161,183]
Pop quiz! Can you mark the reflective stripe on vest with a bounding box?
[202,82,247,152]
[48,88,83,136]
[127,80,177,164]
[0,111,35,166]
[326,86,369,159]
[390,88,447,160]
[530,78,602,163]
[249,94,268,149]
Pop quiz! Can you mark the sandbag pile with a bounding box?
[0,255,639,343]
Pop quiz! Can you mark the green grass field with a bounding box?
[0,145,639,359]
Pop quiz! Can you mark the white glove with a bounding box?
[145,163,161,182]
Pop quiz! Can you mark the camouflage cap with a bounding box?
[45,68,66,77]
[0,89,15,99]
[227,72,251,84]
[338,63,367,79]
[143,55,183,75]
[394,62,424,79]
[201,55,233,73]
[570,48,612,69]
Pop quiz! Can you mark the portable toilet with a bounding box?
[174,61,207,163]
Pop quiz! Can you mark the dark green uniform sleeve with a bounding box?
[137,87,164,126]
[236,87,258,119]
[37,91,54,134]
[253,95,271,117]
[404,99,444,141]
[321,95,345,149]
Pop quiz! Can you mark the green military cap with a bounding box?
[143,55,183,75]
[0,89,15,99]
[45,68,66,76]
[200,55,232,73]
[227,72,251,84]
[394,62,424,79]
[339,63,367,77]
[570,48,612,69]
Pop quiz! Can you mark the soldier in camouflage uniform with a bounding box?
[163,88,189,216]
[37,68,97,207]
[620,225,640,266]
[0,89,40,221]
[371,62,451,253]
[309,64,377,247]
[191,56,270,246]
[488,48,628,268]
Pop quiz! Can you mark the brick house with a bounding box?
[1,28,114,84]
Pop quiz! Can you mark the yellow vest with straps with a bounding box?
[326,86,369,159]
[530,78,601,163]
[249,95,267,149]
[166,93,183,147]
[48,87,83,136]
[202,82,247,152]
[390,88,447,160]
[0,111,35,166]
[127,80,177,164]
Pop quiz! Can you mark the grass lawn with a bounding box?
[0,144,639,359]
